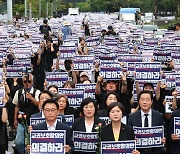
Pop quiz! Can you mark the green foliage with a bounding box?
[14,4,25,16]
[11,0,177,18]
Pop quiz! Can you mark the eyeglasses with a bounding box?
[44,108,57,113]
[23,80,32,83]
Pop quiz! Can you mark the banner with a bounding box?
[59,46,76,59]
[0,87,5,106]
[64,115,74,127]
[174,117,180,139]
[153,49,172,62]
[127,62,136,78]
[101,140,136,154]
[46,72,69,88]
[73,55,94,71]
[30,130,65,154]
[165,96,174,113]
[13,59,31,67]
[0,68,4,83]
[58,88,84,107]
[75,83,96,99]
[134,126,164,148]
[135,62,161,81]
[176,77,180,93]
[73,131,98,152]
[6,65,23,78]
[100,67,122,80]
[30,116,63,128]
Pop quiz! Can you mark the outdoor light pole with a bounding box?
[25,0,27,18]
[7,0,13,24]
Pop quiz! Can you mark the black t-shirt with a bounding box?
[39,25,51,34]
[0,108,5,145]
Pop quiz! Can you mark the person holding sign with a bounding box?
[169,108,180,154]
[133,79,162,113]
[101,102,140,154]
[0,99,8,154]
[33,99,72,153]
[72,97,105,154]
[128,90,165,154]
[30,90,53,118]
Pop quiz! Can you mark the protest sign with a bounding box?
[101,140,136,154]
[30,130,65,154]
[135,62,161,81]
[73,131,98,152]
[58,88,84,107]
[134,126,164,148]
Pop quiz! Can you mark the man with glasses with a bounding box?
[33,99,72,153]
[12,73,40,154]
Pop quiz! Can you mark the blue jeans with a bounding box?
[14,123,25,154]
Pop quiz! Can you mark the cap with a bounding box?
[80,71,89,78]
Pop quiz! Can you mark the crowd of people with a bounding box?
[0,13,180,154]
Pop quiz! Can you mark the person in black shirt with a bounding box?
[106,25,116,35]
[39,19,51,39]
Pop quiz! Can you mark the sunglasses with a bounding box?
[23,80,32,83]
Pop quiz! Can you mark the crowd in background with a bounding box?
[0,13,180,154]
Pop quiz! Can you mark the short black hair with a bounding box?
[107,102,125,117]
[138,90,153,101]
[39,90,53,100]
[47,85,58,92]
[108,25,113,30]
[143,82,154,90]
[104,92,120,106]
[43,19,48,24]
[80,97,98,116]
[46,36,53,43]
[64,59,72,71]
[42,98,59,110]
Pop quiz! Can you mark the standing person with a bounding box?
[61,21,72,41]
[83,14,90,36]
[13,73,40,154]
[97,92,120,117]
[106,25,116,35]
[174,23,180,36]
[30,90,53,118]
[33,99,72,153]
[72,97,105,154]
[56,94,70,115]
[39,19,51,39]
[77,38,89,55]
[101,102,140,154]
[128,90,165,154]
[0,99,8,154]
[169,108,180,154]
